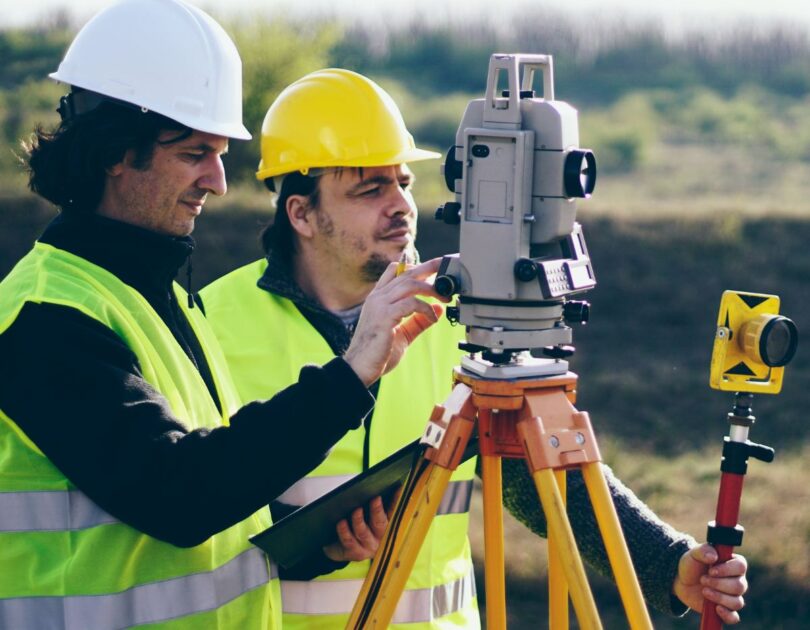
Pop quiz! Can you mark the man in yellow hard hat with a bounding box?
[201,68,749,627]
[0,3,443,627]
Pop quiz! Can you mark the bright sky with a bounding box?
[5,0,810,35]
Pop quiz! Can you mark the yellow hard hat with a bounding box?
[256,68,440,181]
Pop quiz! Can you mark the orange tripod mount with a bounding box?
[346,366,653,629]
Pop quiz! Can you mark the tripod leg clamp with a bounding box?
[706,520,745,547]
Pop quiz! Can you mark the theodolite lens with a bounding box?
[741,314,798,368]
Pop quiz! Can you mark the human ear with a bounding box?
[106,161,125,177]
[286,195,316,240]
[105,148,135,177]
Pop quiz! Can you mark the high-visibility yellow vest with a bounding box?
[202,259,480,629]
[0,243,281,630]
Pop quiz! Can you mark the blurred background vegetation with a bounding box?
[2,8,809,628]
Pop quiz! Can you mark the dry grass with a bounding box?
[465,439,810,627]
[605,439,810,583]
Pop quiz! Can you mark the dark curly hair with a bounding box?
[26,91,191,213]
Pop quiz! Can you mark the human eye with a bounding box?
[359,185,382,197]
[181,151,206,163]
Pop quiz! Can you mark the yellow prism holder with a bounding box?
[346,368,653,629]
[709,290,792,394]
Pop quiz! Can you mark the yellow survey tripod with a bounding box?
[347,359,654,629]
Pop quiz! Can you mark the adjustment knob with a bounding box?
[563,300,590,324]
[514,258,538,282]
[435,202,461,225]
[434,275,459,297]
[541,345,576,360]
[459,341,487,354]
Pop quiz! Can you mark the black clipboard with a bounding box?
[250,437,478,568]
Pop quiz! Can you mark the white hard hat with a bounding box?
[50,0,250,140]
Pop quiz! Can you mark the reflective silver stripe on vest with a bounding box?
[439,479,473,515]
[281,568,476,621]
[0,490,118,532]
[274,478,473,516]
[274,474,355,506]
[0,547,274,630]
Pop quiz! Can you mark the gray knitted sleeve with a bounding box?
[498,457,696,615]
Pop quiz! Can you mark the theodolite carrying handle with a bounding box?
[483,53,554,125]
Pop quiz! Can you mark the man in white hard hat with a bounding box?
[0,2,443,628]
[201,69,749,627]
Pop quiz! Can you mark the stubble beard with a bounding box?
[360,253,394,283]
[359,241,418,283]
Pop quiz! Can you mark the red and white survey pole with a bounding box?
[700,393,774,630]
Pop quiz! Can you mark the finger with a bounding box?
[708,555,748,578]
[374,261,402,287]
[401,257,442,279]
[371,295,437,333]
[337,517,359,545]
[398,295,441,320]
[350,506,376,550]
[368,496,388,538]
[679,544,716,586]
[394,304,445,343]
[716,604,742,625]
[691,543,719,566]
[383,277,444,303]
[701,574,747,597]
[376,258,442,288]
[397,311,439,346]
[322,542,343,562]
[703,586,745,612]
[364,278,441,314]
[333,518,361,558]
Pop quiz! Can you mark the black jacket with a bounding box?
[0,213,373,548]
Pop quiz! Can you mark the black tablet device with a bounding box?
[250,437,477,568]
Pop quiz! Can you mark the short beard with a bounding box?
[359,244,419,283]
[360,253,392,283]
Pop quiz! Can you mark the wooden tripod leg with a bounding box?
[481,451,507,629]
[548,469,569,629]
[531,468,603,630]
[347,462,454,628]
[581,462,653,630]
[346,383,477,629]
